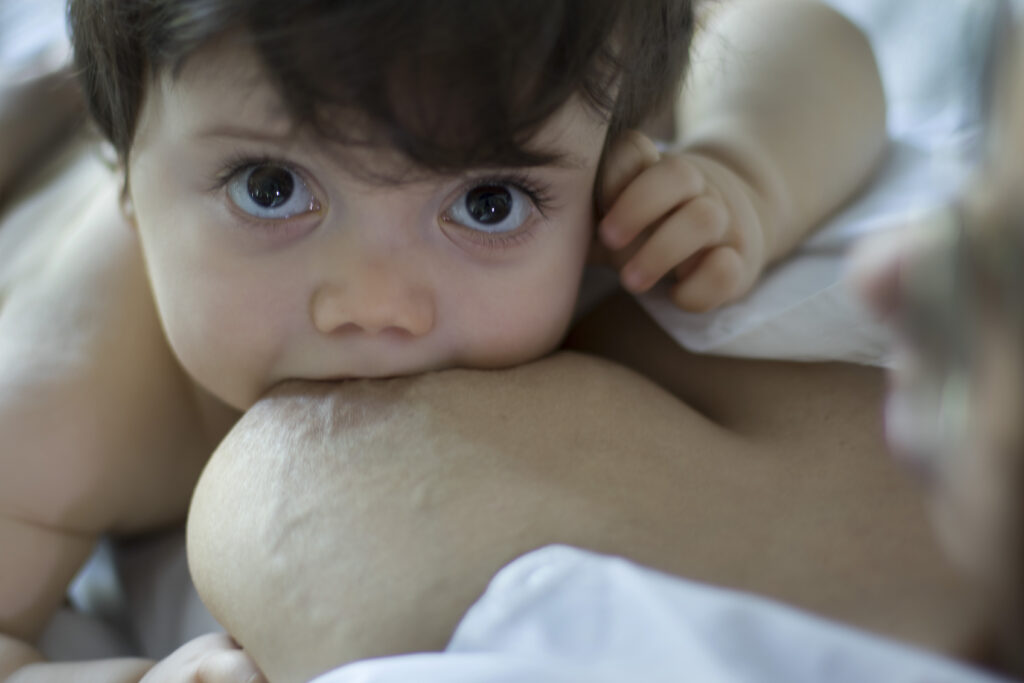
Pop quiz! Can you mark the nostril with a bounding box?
[380,325,419,339]
[329,322,363,335]
[323,322,420,338]
[311,282,434,337]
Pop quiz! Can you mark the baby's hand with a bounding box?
[141,633,266,683]
[597,131,766,312]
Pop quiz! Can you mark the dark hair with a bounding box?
[67,0,694,178]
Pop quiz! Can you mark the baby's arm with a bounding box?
[599,0,886,311]
[0,524,151,682]
[0,168,247,681]
[0,428,254,683]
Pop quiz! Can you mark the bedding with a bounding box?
[0,0,68,84]
[312,545,1003,683]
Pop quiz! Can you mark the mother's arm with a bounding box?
[187,295,979,683]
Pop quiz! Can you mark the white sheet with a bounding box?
[40,530,222,663]
[0,0,69,84]
[313,545,1005,683]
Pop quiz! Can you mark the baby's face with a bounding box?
[128,39,607,409]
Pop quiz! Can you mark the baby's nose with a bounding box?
[310,265,435,337]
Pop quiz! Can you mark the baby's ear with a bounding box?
[119,181,138,231]
[102,143,138,230]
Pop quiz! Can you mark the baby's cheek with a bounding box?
[157,290,281,410]
[455,281,580,368]
[163,314,248,408]
[470,233,591,365]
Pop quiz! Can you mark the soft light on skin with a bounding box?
[127,37,609,410]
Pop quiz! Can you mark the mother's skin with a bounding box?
[188,292,982,683]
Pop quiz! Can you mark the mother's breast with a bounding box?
[185,354,728,681]
[187,352,982,683]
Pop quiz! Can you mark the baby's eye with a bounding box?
[445,183,532,234]
[226,163,319,219]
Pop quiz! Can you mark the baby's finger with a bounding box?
[669,246,746,312]
[601,154,706,251]
[196,648,267,683]
[598,130,661,214]
[620,196,728,293]
[672,248,705,282]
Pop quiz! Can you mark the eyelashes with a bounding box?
[208,152,557,249]
[210,152,278,193]
[466,171,556,218]
[229,164,320,220]
[211,153,320,218]
[440,171,556,248]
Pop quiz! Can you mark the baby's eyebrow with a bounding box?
[193,124,587,172]
[541,153,587,171]
[194,124,295,142]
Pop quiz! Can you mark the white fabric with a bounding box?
[827,0,1006,142]
[39,530,222,662]
[313,545,1005,683]
[637,0,1006,364]
[0,0,70,84]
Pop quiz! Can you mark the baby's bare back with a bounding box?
[0,139,236,651]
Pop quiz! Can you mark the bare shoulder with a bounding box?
[0,139,238,643]
[0,139,231,535]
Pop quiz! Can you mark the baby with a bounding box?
[0,0,884,680]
